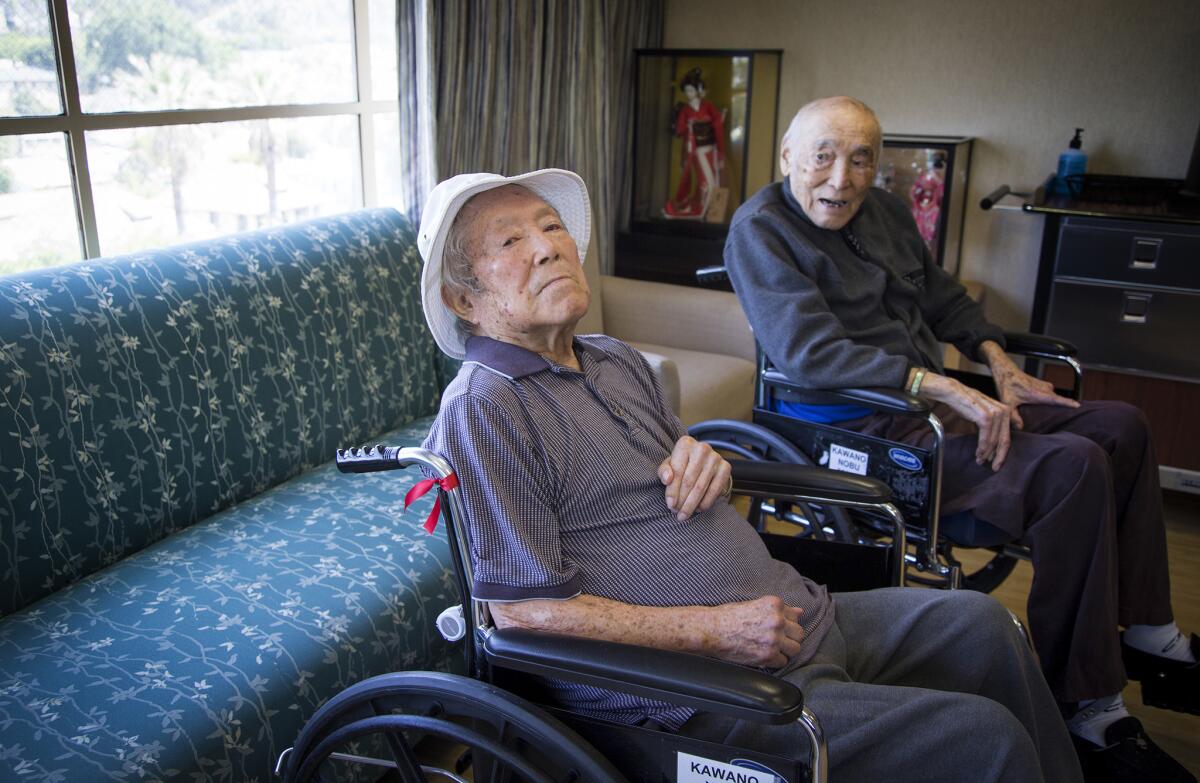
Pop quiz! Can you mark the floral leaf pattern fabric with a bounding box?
[0,209,465,780]
[0,208,443,615]
[0,421,463,781]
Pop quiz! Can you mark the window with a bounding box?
[0,0,401,274]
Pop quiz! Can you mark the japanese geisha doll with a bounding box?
[663,68,725,220]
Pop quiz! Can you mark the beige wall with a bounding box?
[664,0,1200,330]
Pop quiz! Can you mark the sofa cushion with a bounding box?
[600,275,755,362]
[0,208,444,616]
[0,417,460,782]
[628,342,755,426]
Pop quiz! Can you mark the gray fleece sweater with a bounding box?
[724,180,1003,390]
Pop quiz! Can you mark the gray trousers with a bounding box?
[680,588,1084,783]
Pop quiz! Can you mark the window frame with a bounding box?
[0,0,396,260]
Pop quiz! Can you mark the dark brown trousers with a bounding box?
[842,400,1173,702]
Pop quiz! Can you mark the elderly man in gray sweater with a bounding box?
[725,96,1196,783]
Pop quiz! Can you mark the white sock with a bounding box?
[1067,694,1131,747]
[1125,623,1196,663]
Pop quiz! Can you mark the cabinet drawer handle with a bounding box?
[1121,292,1152,325]
[1130,237,1161,270]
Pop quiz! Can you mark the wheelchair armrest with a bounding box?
[483,627,805,725]
[1001,331,1078,359]
[731,459,891,505]
[762,370,930,416]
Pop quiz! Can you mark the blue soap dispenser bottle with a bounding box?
[1054,128,1087,196]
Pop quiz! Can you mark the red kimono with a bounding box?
[663,99,725,219]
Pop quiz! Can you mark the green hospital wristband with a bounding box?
[910,368,926,396]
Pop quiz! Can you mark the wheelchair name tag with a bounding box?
[827,443,869,475]
[677,752,787,783]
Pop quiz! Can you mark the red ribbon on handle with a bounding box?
[404,473,459,534]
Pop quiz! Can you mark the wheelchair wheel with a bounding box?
[689,419,860,543]
[282,670,624,783]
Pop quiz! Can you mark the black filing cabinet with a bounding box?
[1028,177,1200,491]
[1043,216,1200,381]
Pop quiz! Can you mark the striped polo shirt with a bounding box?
[423,333,833,729]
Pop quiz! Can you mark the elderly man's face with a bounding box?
[448,185,590,343]
[780,103,879,230]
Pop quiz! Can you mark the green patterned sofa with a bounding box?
[0,209,464,781]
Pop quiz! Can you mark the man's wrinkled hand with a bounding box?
[708,595,804,669]
[991,365,1080,429]
[658,435,732,521]
[980,340,1080,429]
[922,374,1013,471]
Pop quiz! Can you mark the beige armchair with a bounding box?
[579,246,756,426]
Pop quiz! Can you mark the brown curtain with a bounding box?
[430,0,664,274]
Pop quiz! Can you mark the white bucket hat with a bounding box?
[417,168,592,359]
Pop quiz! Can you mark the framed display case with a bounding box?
[617,49,782,286]
[876,134,973,275]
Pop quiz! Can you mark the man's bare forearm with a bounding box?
[491,594,717,653]
[908,340,1010,393]
[977,339,1016,375]
[909,340,1013,403]
[489,592,803,668]
[906,365,959,403]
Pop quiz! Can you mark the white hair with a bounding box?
[780,96,883,172]
[441,203,485,342]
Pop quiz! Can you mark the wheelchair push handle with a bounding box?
[336,444,407,473]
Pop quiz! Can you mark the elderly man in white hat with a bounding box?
[417,168,1082,783]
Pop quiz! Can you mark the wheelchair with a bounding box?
[692,265,1083,593]
[276,445,910,783]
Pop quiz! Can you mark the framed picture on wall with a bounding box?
[877,135,973,275]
